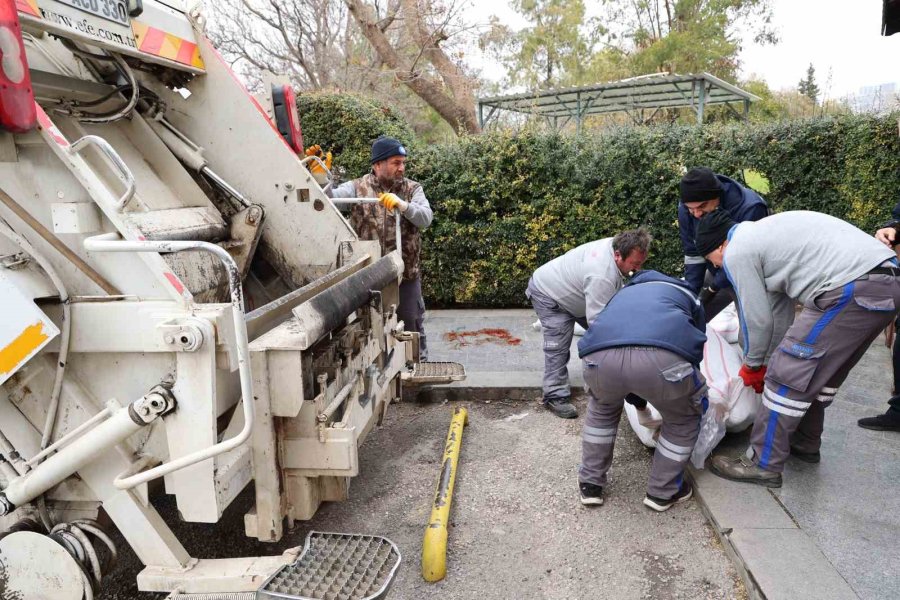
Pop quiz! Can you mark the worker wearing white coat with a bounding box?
[696,210,900,487]
[526,229,651,418]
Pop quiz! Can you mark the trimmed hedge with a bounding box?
[411,116,900,307]
[296,95,900,307]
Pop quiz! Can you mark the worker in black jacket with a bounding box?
[678,167,768,321]
[858,202,900,432]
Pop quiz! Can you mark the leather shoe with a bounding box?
[710,454,782,488]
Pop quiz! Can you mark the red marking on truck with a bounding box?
[164,272,185,295]
[15,0,39,17]
[139,25,165,55]
[35,105,69,147]
[443,328,521,347]
[175,40,197,65]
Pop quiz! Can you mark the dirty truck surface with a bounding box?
[101,397,745,600]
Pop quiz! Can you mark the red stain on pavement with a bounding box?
[443,328,522,347]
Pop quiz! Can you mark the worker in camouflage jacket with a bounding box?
[326,137,434,359]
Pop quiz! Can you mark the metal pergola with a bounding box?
[477,72,760,131]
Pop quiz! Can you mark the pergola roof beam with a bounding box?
[476,72,758,127]
[532,95,748,118]
[488,86,748,112]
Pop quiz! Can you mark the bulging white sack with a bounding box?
[624,317,760,457]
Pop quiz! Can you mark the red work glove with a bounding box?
[738,364,767,393]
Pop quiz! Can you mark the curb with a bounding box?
[688,465,858,600]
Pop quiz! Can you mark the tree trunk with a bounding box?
[343,0,481,134]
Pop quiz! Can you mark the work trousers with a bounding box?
[888,314,900,416]
[399,276,427,361]
[526,278,587,401]
[751,273,900,472]
[579,347,706,499]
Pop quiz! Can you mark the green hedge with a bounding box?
[411,116,900,307]
[297,96,900,307]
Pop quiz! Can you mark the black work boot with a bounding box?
[858,411,900,432]
[544,397,578,419]
[709,454,782,488]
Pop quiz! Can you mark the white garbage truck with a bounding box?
[0,1,461,597]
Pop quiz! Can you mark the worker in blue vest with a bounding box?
[577,270,707,511]
[678,167,768,321]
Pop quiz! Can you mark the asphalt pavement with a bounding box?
[99,307,900,600]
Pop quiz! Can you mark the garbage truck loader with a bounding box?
[0,1,461,597]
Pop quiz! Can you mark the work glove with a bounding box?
[304,144,332,185]
[378,192,408,213]
[738,364,767,393]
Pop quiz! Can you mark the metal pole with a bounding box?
[422,406,468,582]
[576,93,583,135]
[697,82,706,124]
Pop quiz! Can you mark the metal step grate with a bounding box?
[402,361,466,385]
[256,532,401,600]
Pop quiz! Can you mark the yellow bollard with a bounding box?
[422,406,468,582]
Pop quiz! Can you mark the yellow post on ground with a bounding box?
[422,406,468,582]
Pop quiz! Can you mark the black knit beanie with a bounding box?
[695,209,736,256]
[371,136,407,164]
[680,167,723,203]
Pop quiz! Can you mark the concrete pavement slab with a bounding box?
[691,468,797,531]
[423,308,585,401]
[728,528,858,600]
[770,341,900,600]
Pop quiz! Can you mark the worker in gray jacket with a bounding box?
[526,229,651,418]
[695,210,900,487]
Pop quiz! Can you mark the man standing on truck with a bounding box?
[577,270,707,511]
[695,210,900,487]
[678,167,768,321]
[325,137,434,359]
[527,229,651,419]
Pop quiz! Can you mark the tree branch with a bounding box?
[344,0,480,133]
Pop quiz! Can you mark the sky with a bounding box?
[465,0,900,100]
[739,0,900,99]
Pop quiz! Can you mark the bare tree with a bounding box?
[344,0,481,134]
[205,0,481,135]
[205,0,350,90]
